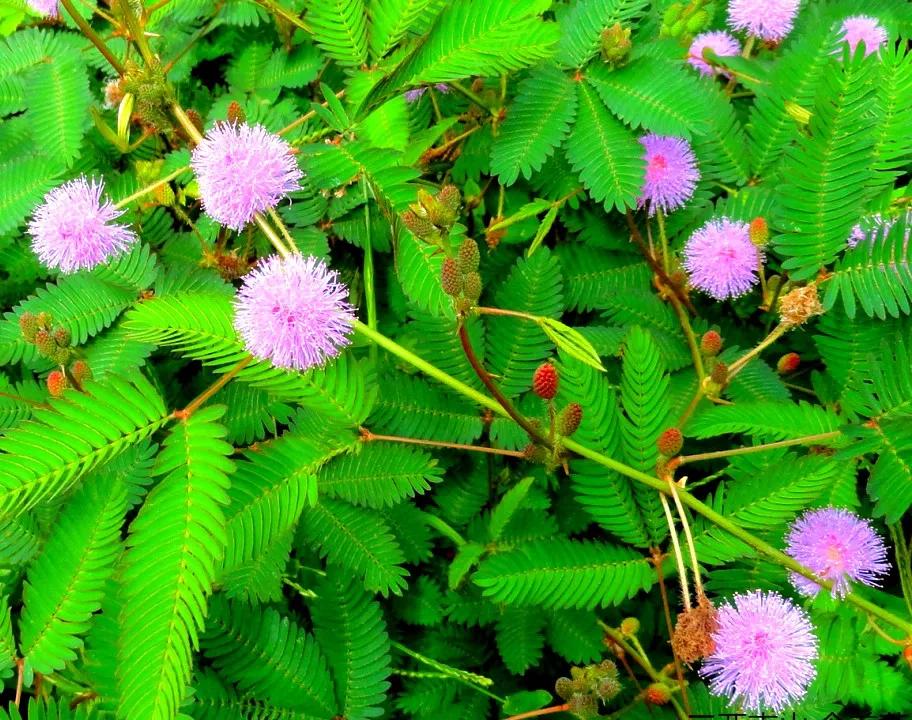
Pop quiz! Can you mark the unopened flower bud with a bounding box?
[555,677,574,700]
[227,100,246,125]
[532,362,558,399]
[36,312,52,329]
[558,402,583,437]
[567,693,598,719]
[596,676,621,701]
[700,330,722,356]
[656,428,683,457]
[53,327,71,348]
[47,370,67,397]
[458,237,480,273]
[401,210,437,241]
[154,182,176,206]
[620,617,640,637]
[71,360,93,384]
[441,257,461,297]
[710,361,728,386]
[19,313,38,342]
[644,683,671,705]
[463,272,482,304]
[34,329,55,357]
[749,216,769,247]
[777,352,800,375]
[437,185,461,213]
[600,23,632,65]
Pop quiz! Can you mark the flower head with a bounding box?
[234,254,355,372]
[785,507,891,598]
[728,0,800,42]
[26,0,58,16]
[638,134,700,214]
[191,122,302,231]
[404,84,449,102]
[683,217,761,300]
[839,15,888,57]
[700,590,818,713]
[27,176,136,274]
[688,31,741,76]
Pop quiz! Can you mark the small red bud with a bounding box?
[749,216,769,246]
[710,361,728,386]
[777,352,800,375]
[558,402,583,436]
[227,100,246,125]
[441,257,461,297]
[656,428,683,457]
[644,683,671,706]
[47,370,67,397]
[903,645,912,669]
[700,330,722,356]
[71,360,93,384]
[532,362,558,400]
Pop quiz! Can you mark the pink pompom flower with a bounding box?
[683,217,761,300]
[26,0,58,16]
[638,134,700,215]
[191,122,302,231]
[234,254,355,372]
[700,590,818,713]
[27,176,137,274]
[728,0,800,42]
[688,31,741,76]
[785,507,891,599]
[839,16,889,58]
[404,84,449,102]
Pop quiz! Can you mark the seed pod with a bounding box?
[47,370,67,398]
[532,363,558,400]
[656,427,683,456]
[558,402,583,437]
[777,352,800,375]
[441,258,461,297]
[700,330,722,356]
[457,237,480,273]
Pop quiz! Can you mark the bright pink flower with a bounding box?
[638,134,700,214]
[728,0,800,42]
[688,31,741,76]
[683,218,761,300]
[26,0,58,16]
[839,16,888,57]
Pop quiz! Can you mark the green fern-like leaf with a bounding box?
[318,442,442,508]
[312,574,392,719]
[0,154,61,236]
[307,0,369,67]
[0,594,14,681]
[495,608,544,675]
[19,475,127,675]
[0,374,168,519]
[556,0,649,68]
[565,82,643,212]
[688,400,842,441]
[474,539,653,609]
[491,63,578,185]
[545,609,603,664]
[26,49,90,167]
[123,292,376,425]
[396,230,454,317]
[368,0,436,59]
[202,596,337,716]
[776,52,879,279]
[117,406,233,720]
[619,326,670,544]
[221,527,293,603]
[557,245,650,312]
[587,59,709,138]
[297,499,409,596]
[486,248,563,397]
[396,0,560,84]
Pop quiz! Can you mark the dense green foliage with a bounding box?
[0,0,911,719]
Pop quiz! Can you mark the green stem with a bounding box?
[355,323,912,637]
[115,166,189,208]
[361,178,378,359]
[60,0,125,74]
[423,513,466,547]
[727,322,789,379]
[448,81,498,117]
[473,306,539,322]
[119,0,156,66]
[267,207,299,253]
[361,428,525,458]
[668,292,704,383]
[656,207,670,274]
[675,431,841,466]
[890,524,912,617]
[254,214,292,258]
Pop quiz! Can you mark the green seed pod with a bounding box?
[463,272,482,304]
[457,238,480,273]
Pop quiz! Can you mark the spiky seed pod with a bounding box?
[620,617,640,637]
[700,330,722,356]
[71,360,93,384]
[441,258,462,297]
[34,329,55,357]
[558,402,583,437]
[437,184,461,212]
[533,363,558,399]
[463,272,482,304]
[567,693,598,719]
[458,237,480,273]
[596,676,621,701]
[777,352,800,375]
[656,427,683,456]
[53,327,71,348]
[554,677,574,700]
[19,313,38,342]
[710,361,728,385]
[644,684,671,705]
[749,216,769,247]
[47,370,67,397]
[671,595,718,664]
[227,100,246,125]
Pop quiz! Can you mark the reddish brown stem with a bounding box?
[175,356,251,419]
[504,704,571,720]
[625,211,696,314]
[651,549,690,714]
[14,658,23,707]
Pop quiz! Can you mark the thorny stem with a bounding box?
[60,0,125,74]
[599,621,689,720]
[651,549,690,713]
[360,428,526,458]
[673,431,842,466]
[361,178,378,346]
[656,207,670,274]
[502,705,571,720]
[356,323,912,637]
[254,213,292,258]
[175,356,252,418]
[114,166,189,208]
[726,322,790,379]
[677,385,704,429]
[668,292,704,383]
[267,207,299,253]
[457,324,548,446]
[660,494,692,610]
[448,80,498,117]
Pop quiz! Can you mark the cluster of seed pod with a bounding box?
[554,660,621,718]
